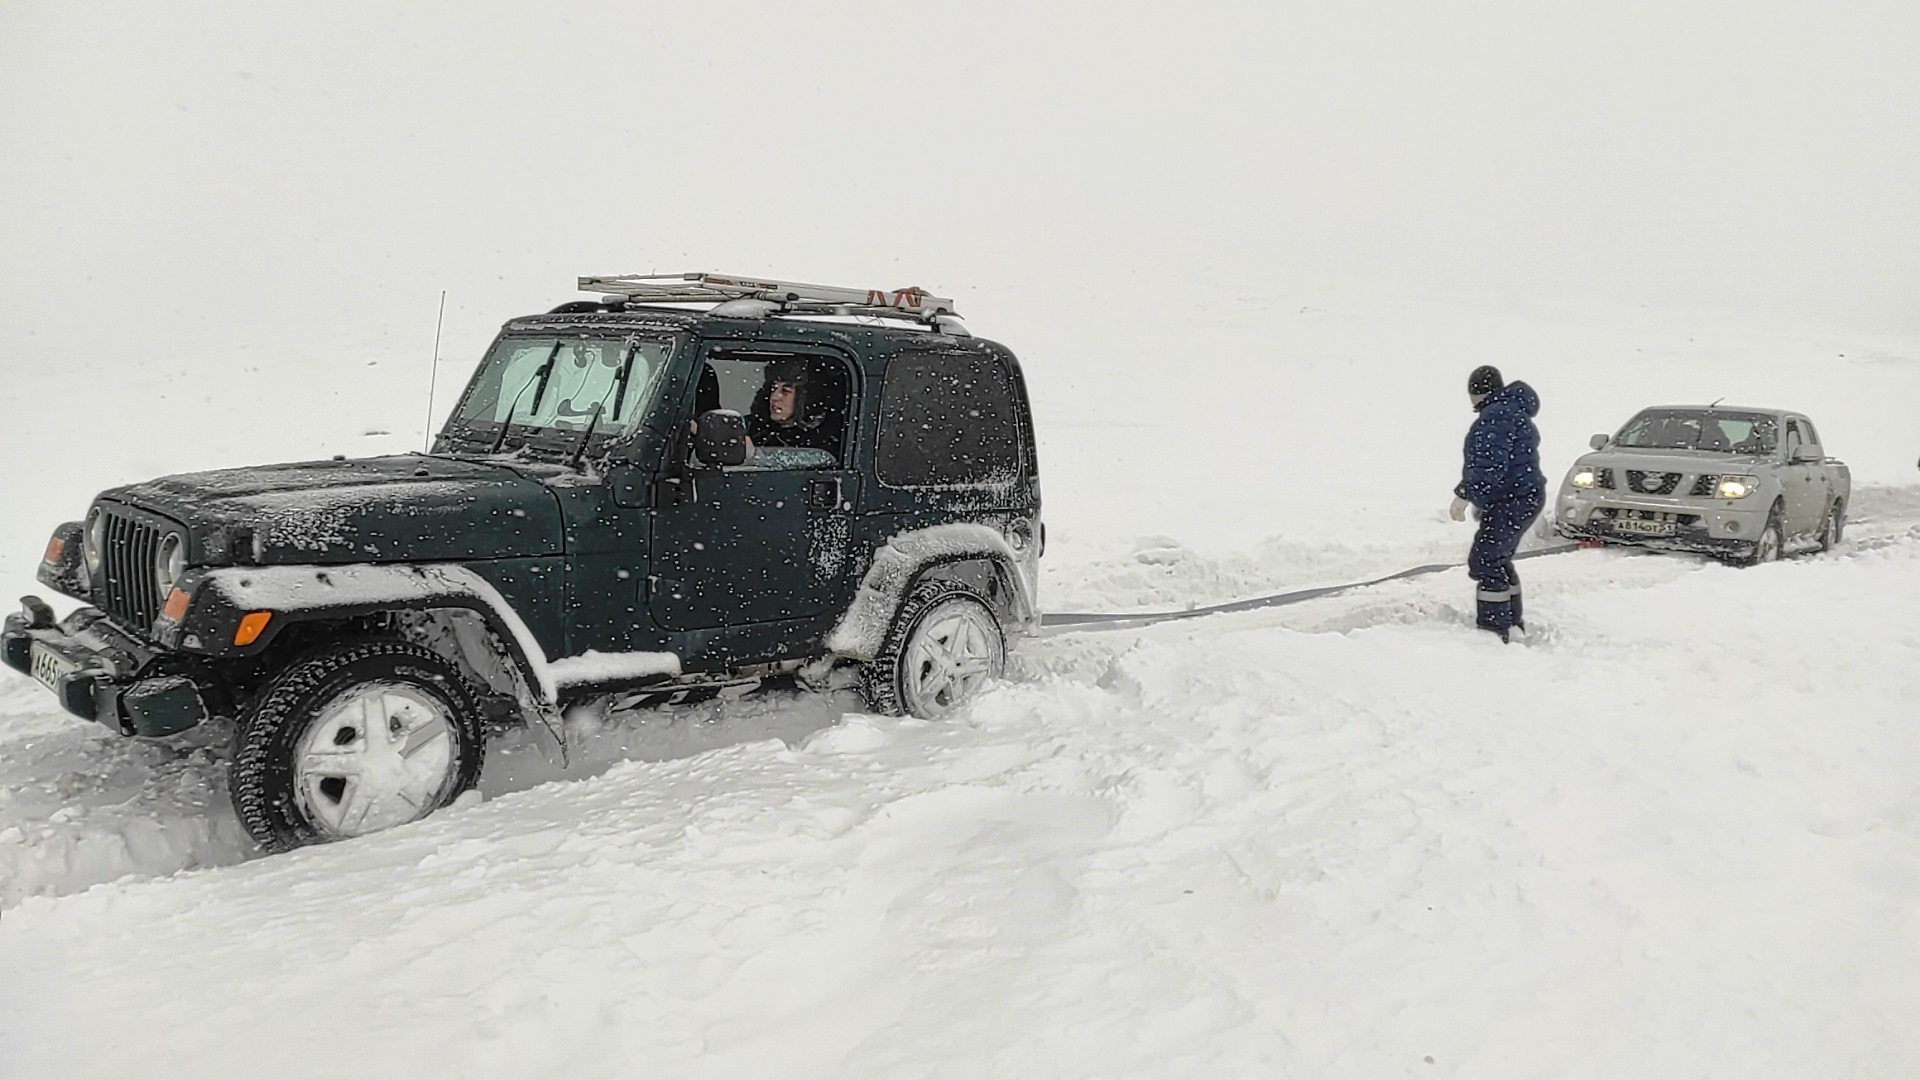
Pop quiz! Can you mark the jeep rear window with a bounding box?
[448,333,679,451]
[877,351,1021,486]
[1615,409,1777,454]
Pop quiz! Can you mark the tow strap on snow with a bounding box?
[1039,542,1583,633]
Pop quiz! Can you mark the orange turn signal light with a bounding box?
[43,537,66,564]
[234,611,273,647]
[162,589,190,621]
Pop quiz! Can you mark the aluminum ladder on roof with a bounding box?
[579,272,960,326]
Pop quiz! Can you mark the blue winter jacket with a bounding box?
[1455,381,1546,509]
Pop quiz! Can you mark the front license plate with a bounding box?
[29,641,79,691]
[1613,518,1676,537]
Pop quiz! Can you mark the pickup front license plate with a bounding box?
[1613,518,1676,537]
[29,641,79,692]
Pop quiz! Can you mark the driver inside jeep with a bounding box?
[746,358,840,456]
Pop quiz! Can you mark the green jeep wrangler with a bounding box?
[4,273,1043,851]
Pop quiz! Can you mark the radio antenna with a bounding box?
[423,289,447,453]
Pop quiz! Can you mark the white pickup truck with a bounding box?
[1552,406,1850,565]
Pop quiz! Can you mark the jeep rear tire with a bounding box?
[863,583,1006,719]
[231,638,485,853]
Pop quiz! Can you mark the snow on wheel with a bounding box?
[231,638,484,852]
[1741,505,1784,567]
[1818,500,1845,552]
[864,583,1006,719]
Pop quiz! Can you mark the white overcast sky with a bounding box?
[3,0,1917,365]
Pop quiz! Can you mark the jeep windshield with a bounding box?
[440,332,683,456]
[1615,409,1777,454]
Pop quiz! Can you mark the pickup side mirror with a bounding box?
[1589,433,1610,450]
[692,409,749,467]
[1792,443,1823,464]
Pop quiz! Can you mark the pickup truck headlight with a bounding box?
[1716,475,1758,499]
[1570,467,1599,489]
[155,532,186,593]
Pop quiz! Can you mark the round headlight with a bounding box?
[1570,468,1597,489]
[84,508,105,572]
[155,533,186,593]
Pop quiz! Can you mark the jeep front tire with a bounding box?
[863,582,1006,719]
[231,638,485,852]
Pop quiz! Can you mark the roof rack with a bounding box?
[578,272,961,327]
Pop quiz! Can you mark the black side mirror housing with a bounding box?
[693,409,749,467]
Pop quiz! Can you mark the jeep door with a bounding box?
[645,345,859,664]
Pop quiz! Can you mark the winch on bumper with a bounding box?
[1553,489,1767,555]
[2,600,210,737]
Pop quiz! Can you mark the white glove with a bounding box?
[1449,496,1470,522]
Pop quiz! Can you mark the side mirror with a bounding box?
[1792,444,1822,464]
[692,409,749,467]
[1589,433,1610,450]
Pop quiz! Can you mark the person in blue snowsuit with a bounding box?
[1449,365,1545,641]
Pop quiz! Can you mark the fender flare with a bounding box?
[825,523,1038,662]
[195,563,677,703]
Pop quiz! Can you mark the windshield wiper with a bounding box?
[525,340,565,416]
[567,403,606,468]
[608,339,641,423]
[487,342,564,455]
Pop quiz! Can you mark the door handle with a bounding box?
[809,476,842,509]
[654,476,698,505]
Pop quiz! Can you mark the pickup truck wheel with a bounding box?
[231,639,484,853]
[1817,501,1845,551]
[863,583,1005,719]
[1742,507,1784,567]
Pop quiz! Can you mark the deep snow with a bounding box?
[3,482,1918,1077]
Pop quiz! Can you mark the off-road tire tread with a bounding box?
[230,637,484,853]
[861,581,1002,718]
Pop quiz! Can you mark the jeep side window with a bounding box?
[877,352,1020,486]
[693,354,849,469]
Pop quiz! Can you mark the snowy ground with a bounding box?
[3,472,1918,1077]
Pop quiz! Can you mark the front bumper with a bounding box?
[1553,489,1767,557]
[2,601,209,737]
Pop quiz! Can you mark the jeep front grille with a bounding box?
[98,510,165,635]
[1595,468,1616,490]
[1625,470,1681,496]
[1689,474,1719,497]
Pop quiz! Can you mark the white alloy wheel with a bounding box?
[900,597,1005,718]
[292,682,458,839]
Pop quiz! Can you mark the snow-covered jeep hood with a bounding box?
[102,455,564,565]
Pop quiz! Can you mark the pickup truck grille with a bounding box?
[98,510,165,635]
[1689,474,1719,497]
[1625,470,1681,496]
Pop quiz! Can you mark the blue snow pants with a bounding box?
[1469,490,1544,639]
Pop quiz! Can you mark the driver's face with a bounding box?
[768,382,797,422]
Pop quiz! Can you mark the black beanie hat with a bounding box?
[1468,365,1503,396]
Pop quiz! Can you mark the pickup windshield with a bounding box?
[442,333,681,454]
[1615,409,1778,454]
